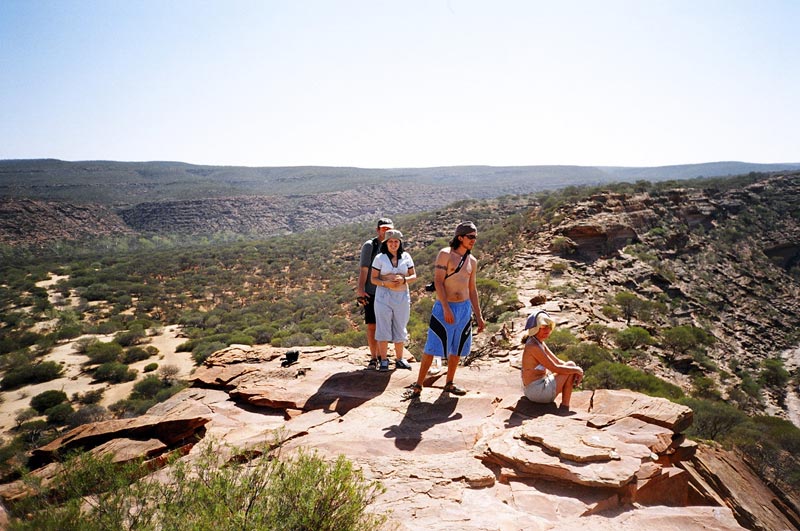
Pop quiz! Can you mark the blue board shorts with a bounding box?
[423,300,473,358]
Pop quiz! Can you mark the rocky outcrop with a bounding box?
[523,173,800,401]
[6,344,797,530]
[0,198,133,245]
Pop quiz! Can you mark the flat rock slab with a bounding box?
[519,415,654,463]
[481,418,647,488]
[570,389,693,432]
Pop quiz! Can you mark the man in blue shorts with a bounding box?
[406,221,485,398]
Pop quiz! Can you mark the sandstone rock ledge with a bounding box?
[3,345,791,530]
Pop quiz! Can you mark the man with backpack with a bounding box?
[357,218,394,369]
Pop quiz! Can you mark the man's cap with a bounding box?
[455,221,477,237]
[377,218,394,228]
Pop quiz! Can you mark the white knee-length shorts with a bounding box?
[374,287,410,343]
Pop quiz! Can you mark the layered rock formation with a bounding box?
[3,344,797,530]
[0,198,133,246]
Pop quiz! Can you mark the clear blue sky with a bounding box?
[1,0,798,168]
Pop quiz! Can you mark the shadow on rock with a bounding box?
[382,389,462,452]
[504,397,575,428]
[304,369,391,416]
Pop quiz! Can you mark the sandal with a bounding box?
[402,383,422,401]
[443,381,467,396]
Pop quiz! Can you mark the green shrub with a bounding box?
[546,329,578,354]
[585,324,614,343]
[85,341,123,365]
[9,442,386,531]
[45,403,75,425]
[73,388,104,405]
[1,362,64,391]
[583,361,684,400]
[660,325,714,363]
[30,390,68,414]
[143,362,159,373]
[93,362,137,383]
[680,397,746,440]
[132,375,166,399]
[191,341,226,365]
[114,327,146,347]
[121,346,153,364]
[759,358,790,390]
[563,342,614,371]
[227,332,255,346]
[615,326,652,350]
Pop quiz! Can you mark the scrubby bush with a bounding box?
[615,326,652,350]
[132,375,165,399]
[660,325,714,363]
[121,346,153,364]
[583,361,684,400]
[585,323,614,344]
[760,358,790,390]
[93,362,137,384]
[1,362,64,391]
[143,362,159,373]
[563,342,614,371]
[45,402,74,425]
[545,329,579,354]
[67,405,109,428]
[85,341,123,365]
[30,390,68,414]
[72,388,104,405]
[9,443,386,531]
[114,326,146,347]
[191,341,226,365]
[680,397,746,440]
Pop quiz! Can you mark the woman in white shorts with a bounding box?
[371,230,416,371]
[521,311,584,410]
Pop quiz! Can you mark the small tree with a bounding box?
[614,292,644,324]
[158,364,180,384]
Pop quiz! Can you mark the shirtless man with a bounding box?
[405,221,485,399]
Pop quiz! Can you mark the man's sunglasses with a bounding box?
[462,234,477,240]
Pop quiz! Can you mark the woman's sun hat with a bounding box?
[524,310,556,337]
[384,229,403,241]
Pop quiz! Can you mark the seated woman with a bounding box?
[521,311,584,410]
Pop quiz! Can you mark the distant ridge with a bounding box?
[1,159,798,206]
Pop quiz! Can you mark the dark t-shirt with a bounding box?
[359,237,381,295]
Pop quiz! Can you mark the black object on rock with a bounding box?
[281,349,300,367]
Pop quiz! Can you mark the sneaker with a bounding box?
[395,358,412,370]
[367,358,378,370]
[379,359,390,372]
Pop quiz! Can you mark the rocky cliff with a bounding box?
[508,172,800,410]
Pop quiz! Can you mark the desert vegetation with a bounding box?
[7,440,386,531]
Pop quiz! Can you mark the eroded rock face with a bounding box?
[5,346,780,529]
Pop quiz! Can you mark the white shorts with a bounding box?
[523,374,557,403]
[374,287,410,343]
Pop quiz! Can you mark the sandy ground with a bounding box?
[0,274,196,439]
[0,325,195,438]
